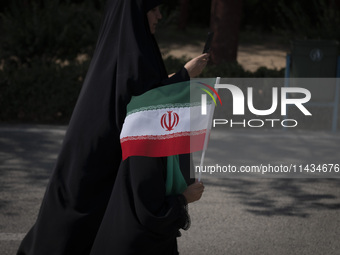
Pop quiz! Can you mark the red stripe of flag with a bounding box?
[121,132,206,160]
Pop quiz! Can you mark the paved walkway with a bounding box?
[1,125,340,254]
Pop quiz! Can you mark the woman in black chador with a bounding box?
[18,0,208,254]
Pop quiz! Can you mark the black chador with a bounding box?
[90,155,194,255]
[17,0,192,254]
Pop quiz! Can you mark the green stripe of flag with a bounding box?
[127,80,215,115]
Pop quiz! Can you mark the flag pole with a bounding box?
[198,77,220,182]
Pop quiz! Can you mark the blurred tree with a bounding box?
[329,0,340,8]
[276,0,340,41]
[177,0,190,30]
[162,0,211,29]
[241,0,281,32]
[189,0,211,27]
[0,0,102,66]
[210,0,243,64]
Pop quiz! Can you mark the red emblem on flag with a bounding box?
[161,111,179,131]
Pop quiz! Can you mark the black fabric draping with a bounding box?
[90,156,194,255]
[17,0,192,254]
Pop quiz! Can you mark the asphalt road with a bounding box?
[1,125,340,255]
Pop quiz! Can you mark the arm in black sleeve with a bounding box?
[162,67,190,86]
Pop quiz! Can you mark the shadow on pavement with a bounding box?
[0,126,65,212]
[203,178,340,218]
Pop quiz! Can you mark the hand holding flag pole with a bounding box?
[198,77,220,182]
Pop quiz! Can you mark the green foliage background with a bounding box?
[0,0,103,123]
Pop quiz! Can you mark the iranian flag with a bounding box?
[120,80,214,160]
